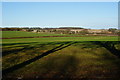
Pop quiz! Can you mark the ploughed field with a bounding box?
[1,31,120,79]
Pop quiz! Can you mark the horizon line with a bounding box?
[0,26,118,29]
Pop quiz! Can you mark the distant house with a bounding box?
[70,29,86,33]
[32,30,38,32]
[22,29,27,31]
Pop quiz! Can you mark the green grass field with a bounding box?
[1,31,120,79]
[2,36,119,44]
[1,31,68,38]
[1,31,119,44]
[1,31,119,41]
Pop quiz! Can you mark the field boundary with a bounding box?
[1,35,118,39]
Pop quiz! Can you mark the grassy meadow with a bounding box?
[2,31,120,79]
[1,31,67,38]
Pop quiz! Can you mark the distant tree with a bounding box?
[1,28,22,31]
[79,29,89,35]
[117,30,120,35]
[59,27,84,29]
[108,28,117,34]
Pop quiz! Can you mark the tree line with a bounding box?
[1,27,119,35]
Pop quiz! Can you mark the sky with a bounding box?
[2,2,118,29]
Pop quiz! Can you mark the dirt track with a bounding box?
[1,35,118,39]
[1,36,87,39]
